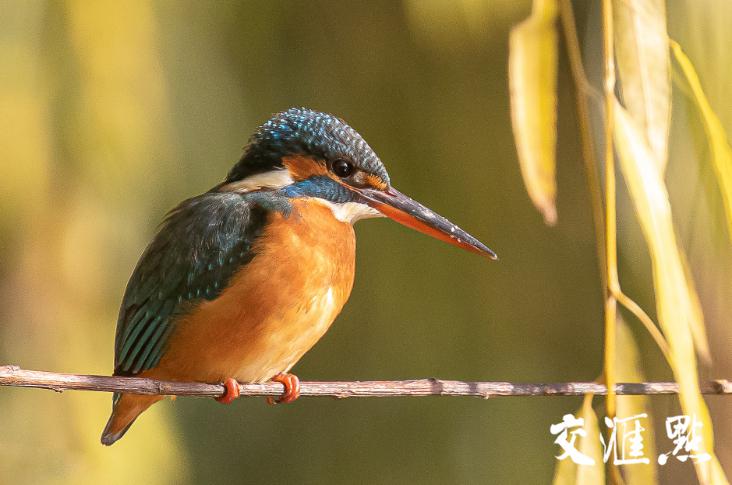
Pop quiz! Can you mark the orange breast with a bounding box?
[143,199,356,384]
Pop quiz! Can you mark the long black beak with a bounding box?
[355,186,497,259]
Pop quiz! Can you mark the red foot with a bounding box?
[215,377,240,404]
[266,373,300,405]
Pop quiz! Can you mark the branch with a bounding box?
[2,366,731,399]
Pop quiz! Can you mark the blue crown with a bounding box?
[226,108,389,184]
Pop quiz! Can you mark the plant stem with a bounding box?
[601,0,618,421]
[559,0,607,289]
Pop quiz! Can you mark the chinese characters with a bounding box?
[551,413,710,466]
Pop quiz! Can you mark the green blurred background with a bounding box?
[1,1,730,483]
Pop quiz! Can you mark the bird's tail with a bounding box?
[100,393,164,446]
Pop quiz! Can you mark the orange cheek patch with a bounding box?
[282,156,328,181]
[365,174,388,190]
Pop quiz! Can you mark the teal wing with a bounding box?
[113,192,270,376]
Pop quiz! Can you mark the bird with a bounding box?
[100,108,496,445]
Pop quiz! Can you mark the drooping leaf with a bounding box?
[509,0,558,225]
[672,40,732,244]
[616,316,658,485]
[680,249,711,366]
[614,101,727,484]
[614,0,671,173]
[552,394,605,485]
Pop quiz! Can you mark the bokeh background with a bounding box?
[1,1,730,483]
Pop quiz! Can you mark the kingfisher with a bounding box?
[101,108,496,445]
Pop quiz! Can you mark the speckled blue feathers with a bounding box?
[227,108,389,184]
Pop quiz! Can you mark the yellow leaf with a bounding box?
[614,101,728,485]
[671,40,732,244]
[552,394,605,485]
[614,0,671,172]
[616,316,658,485]
[680,249,712,366]
[509,0,558,225]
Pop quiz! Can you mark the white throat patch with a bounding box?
[314,199,383,224]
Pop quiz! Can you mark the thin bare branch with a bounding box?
[1,366,731,399]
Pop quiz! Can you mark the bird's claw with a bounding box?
[266,372,300,405]
[215,377,240,404]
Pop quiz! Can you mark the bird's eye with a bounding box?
[332,159,354,178]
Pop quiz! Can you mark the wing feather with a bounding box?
[113,192,269,376]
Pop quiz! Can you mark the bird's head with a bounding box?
[221,108,496,259]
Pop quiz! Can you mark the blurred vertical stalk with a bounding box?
[601,2,621,482]
[558,0,606,288]
[601,0,618,420]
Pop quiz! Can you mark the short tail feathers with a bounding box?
[100,393,164,446]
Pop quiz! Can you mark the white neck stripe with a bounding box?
[219,169,294,193]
